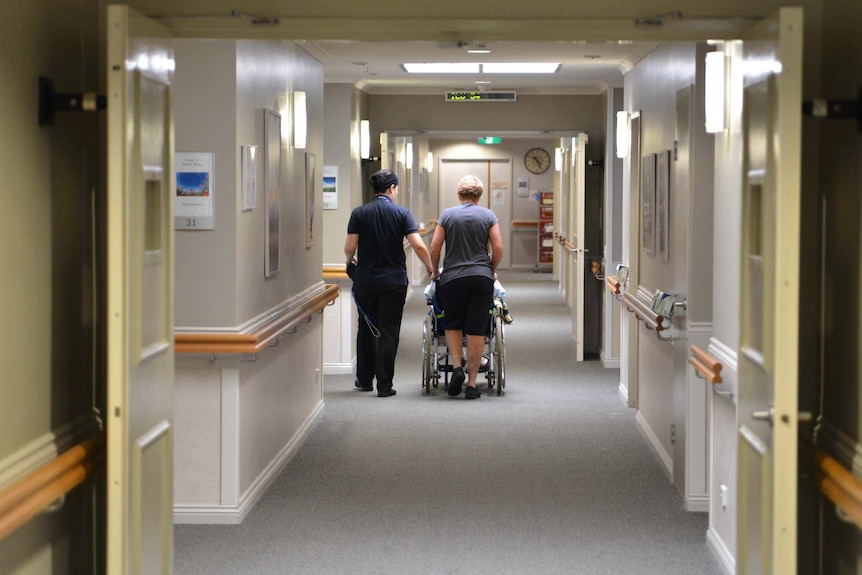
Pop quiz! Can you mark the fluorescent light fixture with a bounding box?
[405,143,413,170]
[468,49,491,54]
[403,63,560,74]
[482,63,560,74]
[426,152,434,172]
[293,91,307,149]
[616,111,630,158]
[403,63,479,74]
[705,51,727,133]
[555,147,563,172]
[359,119,370,159]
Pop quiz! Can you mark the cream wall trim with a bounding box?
[686,494,709,512]
[324,363,354,375]
[176,282,328,334]
[618,383,629,405]
[173,401,324,524]
[706,527,735,575]
[221,368,240,506]
[0,412,101,491]
[600,349,620,369]
[635,411,672,480]
[687,321,714,333]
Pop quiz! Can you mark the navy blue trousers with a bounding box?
[353,284,408,392]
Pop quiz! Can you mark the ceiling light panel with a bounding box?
[403,63,560,74]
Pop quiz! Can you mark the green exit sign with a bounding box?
[478,136,501,144]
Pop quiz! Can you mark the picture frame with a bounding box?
[641,152,656,256]
[305,152,316,248]
[264,109,281,277]
[241,144,258,212]
[656,149,671,261]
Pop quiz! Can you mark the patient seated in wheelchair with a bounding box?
[423,273,513,325]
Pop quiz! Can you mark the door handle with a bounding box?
[751,407,814,426]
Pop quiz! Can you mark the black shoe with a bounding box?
[448,367,465,396]
[355,380,373,392]
[465,386,482,400]
[378,389,397,397]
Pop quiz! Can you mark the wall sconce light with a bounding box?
[554,147,563,172]
[615,111,630,158]
[426,152,434,172]
[405,142,413,170]
[705,51,727,133]
[359,119,370,160]
[293,91,307,149]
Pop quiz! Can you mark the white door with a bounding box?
[106,6,175,574]
[569,135,587,361]
[736,8,803,574]
[439,158,512,269]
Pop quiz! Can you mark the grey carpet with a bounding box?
[174,271,723,575]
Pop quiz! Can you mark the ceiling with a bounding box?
[302,39,659,96]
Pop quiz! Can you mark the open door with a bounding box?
[736,8,803,574]
[569,134,587,361]
[106,6,175,574]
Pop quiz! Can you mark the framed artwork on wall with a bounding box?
[656,149,671,261]
[241,144,258,212]
[641,152,656,256]
[305,152,316,248]
[264,109,281,277]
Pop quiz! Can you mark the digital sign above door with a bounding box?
[445,91,517,102]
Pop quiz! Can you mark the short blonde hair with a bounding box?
[457,175,484,200]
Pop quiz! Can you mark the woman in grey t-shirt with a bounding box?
[429,175,503,399]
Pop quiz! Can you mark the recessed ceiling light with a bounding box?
[475,81,492,84]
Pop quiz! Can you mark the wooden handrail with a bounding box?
[690,345,723,383]
[606,274,621,295]
[175,284,339,354]
[816,449,862,530]
[512,220,538,228]
[323,265,349,280]
[623,290,664,332]
[0,432,105,542]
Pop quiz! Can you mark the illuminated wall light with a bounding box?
[554,147,563,172]
[405,143,413,170]
[426,152,434,172]
[293,91,307,149]
[704,51,727,133]
[615,111,630,158]
[359,119,370,160]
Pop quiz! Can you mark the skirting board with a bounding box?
[686,494,709,512]
[600,349,620,369]
[706,527,735,575]
[635,411,673,480]
[323,362,354,375]
[173,400,324,524]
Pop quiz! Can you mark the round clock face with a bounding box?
[525,147,551,174]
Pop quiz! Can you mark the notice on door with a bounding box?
[492,181,507,206]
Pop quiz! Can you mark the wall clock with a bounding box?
[524,147,551,174]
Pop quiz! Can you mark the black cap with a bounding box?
[369,169,399,191]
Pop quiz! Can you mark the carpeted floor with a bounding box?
[174,271,724,575]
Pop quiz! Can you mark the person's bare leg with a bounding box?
[465,334,484,387]
[445,329,463,369]
[446,329,466,395]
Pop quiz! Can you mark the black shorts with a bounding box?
[439,276,494,336]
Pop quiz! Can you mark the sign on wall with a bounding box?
[323,165,338,210]
[175,152,214,230]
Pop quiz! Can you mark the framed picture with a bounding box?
[264,109,281,277]
[656,149,671,261]
[241,144,258,212]
[305,152,316,248]
[641,152,656,256]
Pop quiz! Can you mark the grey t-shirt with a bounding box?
[438,202,498,285]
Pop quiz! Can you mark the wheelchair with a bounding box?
[421,295,507,396]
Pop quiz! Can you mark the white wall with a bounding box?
[172,39,327,522]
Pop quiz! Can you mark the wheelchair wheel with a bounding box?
[494,313,506,395]
[422,313,434,395]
